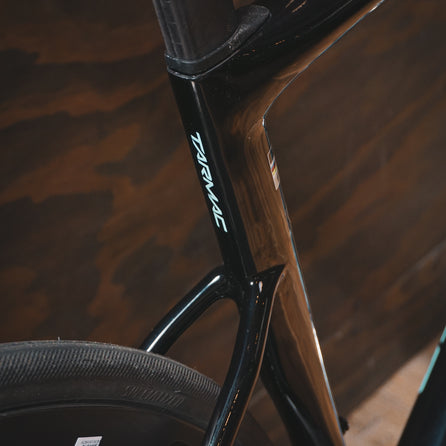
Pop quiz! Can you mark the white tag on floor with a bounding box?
[74,437,102,446]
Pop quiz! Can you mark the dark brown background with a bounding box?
[1,0,445,443]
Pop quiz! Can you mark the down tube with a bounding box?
[226,120,345,446]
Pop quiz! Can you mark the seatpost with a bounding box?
[152,0,238,63]
[152,0,269,75]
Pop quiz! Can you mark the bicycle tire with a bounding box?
[0,341,271,445]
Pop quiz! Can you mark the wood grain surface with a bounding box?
[1,0,445,443]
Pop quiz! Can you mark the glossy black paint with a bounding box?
[167,0,383,117]
[149,70,329,443]
[141,266,230,353]
[202,266,283,446]
[261,333,333,446]
[150,0,387,445]
[398,328,446,446]
[143,262,283,446]
[164,6,271,75]
[152,0,238,61]
[167,73,256,282]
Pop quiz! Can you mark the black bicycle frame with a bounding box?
[143,0,446,445]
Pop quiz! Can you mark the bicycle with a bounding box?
[0,0,445,445]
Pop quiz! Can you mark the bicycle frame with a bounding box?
[143,0,446,445]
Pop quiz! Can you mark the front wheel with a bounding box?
[0,341,271,445]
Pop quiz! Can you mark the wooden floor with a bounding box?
[248,340,438,445]
[345,341,437,446]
